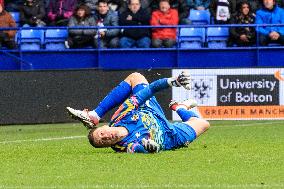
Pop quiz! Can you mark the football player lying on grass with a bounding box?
[67,72,210,153]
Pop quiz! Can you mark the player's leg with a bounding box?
[67,72,191,128]
[170,99,210,137]
[66,72,147,128]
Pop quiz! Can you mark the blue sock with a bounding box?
[94,81,132,118]
[135,78,169,105]
[176,108,199,122]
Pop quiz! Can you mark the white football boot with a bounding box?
[66,107,99,129]
[169,99,198,111]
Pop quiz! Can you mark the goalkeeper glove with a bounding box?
[142,138,161,153]
[168,71,191,90]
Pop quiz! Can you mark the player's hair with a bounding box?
[88,128,99,148]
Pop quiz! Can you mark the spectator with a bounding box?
[0,3,17,49]
[20,0,46,27]
[119,0,151,48]
[209,0,236,24]
[79,0,98,14]
[255,0,284,45]
[228,1,256,46]
[150,0,178,48]
[47,0,77,26]
[151,0,190,24]
[236,0,261,12]
[65,4,97,48]
[94,0,120,48]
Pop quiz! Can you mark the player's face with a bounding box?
[93,125,122,147]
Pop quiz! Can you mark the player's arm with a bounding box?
[127,139,161,153]
[133,71,191,106]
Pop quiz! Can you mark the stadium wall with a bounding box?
[0,69,171,125]
[1,48,284,71]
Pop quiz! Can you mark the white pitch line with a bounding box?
[212,121,284,128]
[0,135,85,144]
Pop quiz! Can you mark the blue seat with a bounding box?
[189,9,211,25]
[179,27,205,48]
[19,29,44,50]
[207,27,229,48]
[9,12,20,26]
[45,29,68,50]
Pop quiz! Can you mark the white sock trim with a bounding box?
[88,111,101,120]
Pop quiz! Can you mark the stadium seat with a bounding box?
[189,9,211,25]
[207,27,229,48]
[19,29,44,50]
[9,12,20,26]
[179,27,205,48]
[44,29,68,50]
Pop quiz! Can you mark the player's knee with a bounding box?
[202,119,210,131]
[129,72,144,80]
[125,72,148,87]
[200,119,210,132]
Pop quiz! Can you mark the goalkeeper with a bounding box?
[67,72,210,153]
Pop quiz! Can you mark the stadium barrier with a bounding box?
[172,68,284,120]
[1,68,283,125]
[0,24,284,71]
[0,69,171,125]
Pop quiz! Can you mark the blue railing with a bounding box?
[0,24,284,70]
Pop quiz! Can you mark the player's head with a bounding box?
[88,125,122,148]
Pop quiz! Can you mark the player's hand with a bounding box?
[142,138,160,153]
[168,71,191,90]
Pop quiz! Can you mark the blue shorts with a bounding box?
[172,122,197,146]
[134,83,197,148]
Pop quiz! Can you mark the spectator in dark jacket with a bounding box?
[47,0,77,26]
[151,0,190,24]
[228,1,256,46]
[209,0,236,24]
[119,0,151,48]
[20,0,46,26]
[94,0,120,48]
[0,3,17,49]
[65,4,97,48]
[255,0,284,45]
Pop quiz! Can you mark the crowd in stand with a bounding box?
[0,0,284,49]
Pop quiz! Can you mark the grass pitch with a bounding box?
[0,120,283,189]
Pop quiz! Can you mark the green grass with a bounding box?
[0,120,283,189]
